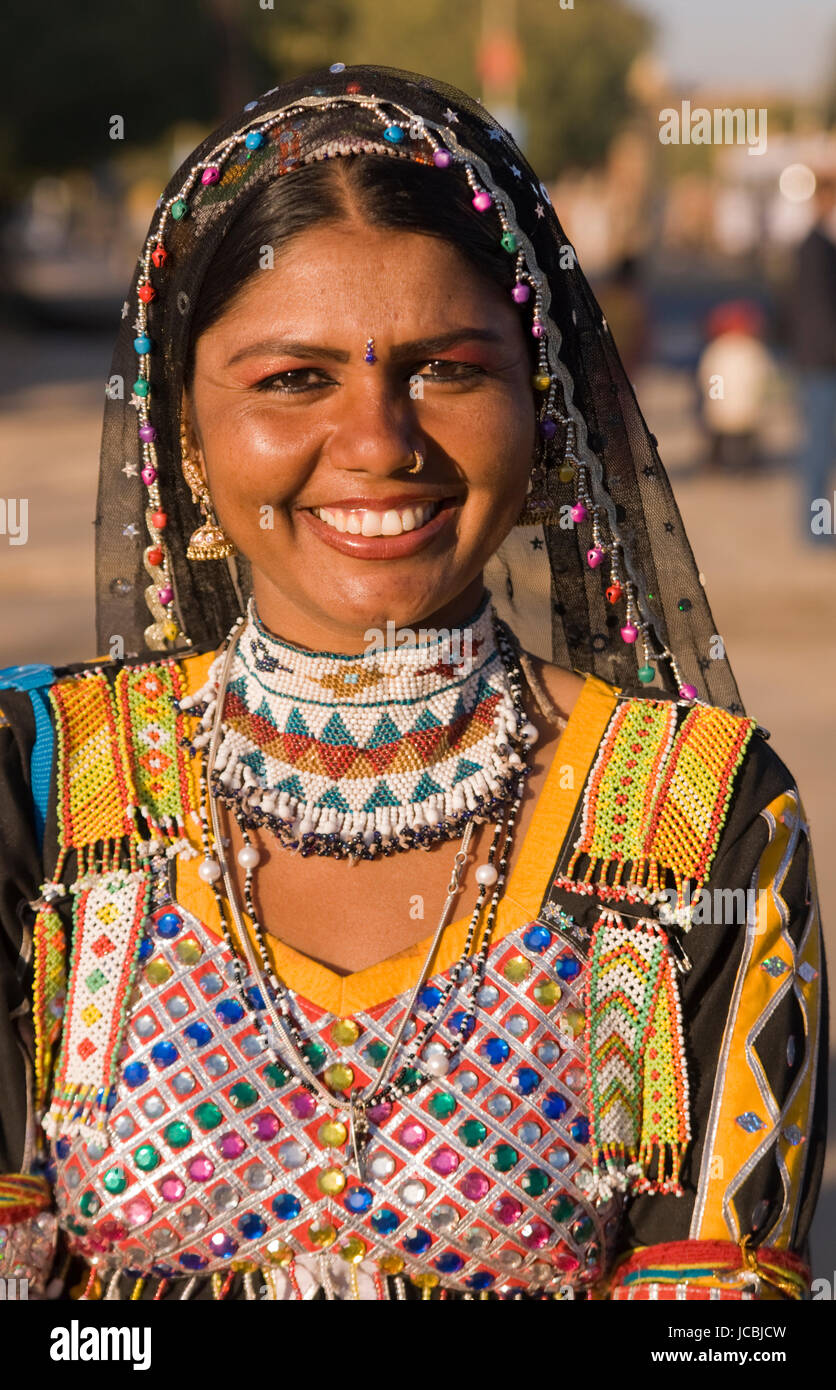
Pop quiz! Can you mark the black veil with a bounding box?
[95,62,745,714]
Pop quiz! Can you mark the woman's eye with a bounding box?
[417,359,484,380]
[255,368,333,393]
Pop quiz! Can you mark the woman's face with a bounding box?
[183,218,537,650]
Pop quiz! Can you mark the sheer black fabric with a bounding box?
[95,63,745,712]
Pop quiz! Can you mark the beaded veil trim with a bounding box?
[178,597,530,859]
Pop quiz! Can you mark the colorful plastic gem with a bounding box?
[523,924,552,952]
[252,1110,280,1140]
[512,1067,541,1096]
[491,1144,519,1172]
[398,1121,427,1150]
[429,1147,459,1176]
[155,911,181,938]
[163,1121,192,1149]
[402,1227,432,1255]
[332,1018,360,1045]
[184,1020,212,1047]
[543,1090,569,1119]
[215,999,244,1024]
[344,1186,374,1214]
[503,955,532,983]
[309,1223,337,1248]
[368,1151,396,1180]
[134,1145,160,1172]
[533,979,561,1008]
[303,1041,327,1071]
[324,1063,354,1092]
[229,1082,258,1109]
[194,1101,223,1131]
[371,1208,400,1235]
[263,1062,290,1089]
[427,1092,456,1120]
[271,1193,301,1220]
[318,1120,347,1148]
[123,1061,149,1089]
[460,1171,490,1200]
[521,1167,550,1197]
[458,1119,487,1148]
[188,1156,214,1182]
[237,1212,267,1241]
[79,1190,100,1217]
[317,1167,347,1196]
[481,1037,510,1064]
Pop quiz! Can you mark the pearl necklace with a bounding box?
[185,610,539,1177]
[178,595,534,860]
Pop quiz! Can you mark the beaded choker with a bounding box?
[178,595,536,859]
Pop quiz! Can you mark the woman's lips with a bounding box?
[297,497,459,559]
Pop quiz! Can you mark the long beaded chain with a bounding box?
[186,608,537,1176]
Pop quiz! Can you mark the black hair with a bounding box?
[184,154,537,390]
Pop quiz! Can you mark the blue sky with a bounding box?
[630,0,836,94]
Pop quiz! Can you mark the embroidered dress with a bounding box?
[0,647,825,1301]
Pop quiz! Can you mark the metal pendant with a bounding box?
[349,1093,370,1182]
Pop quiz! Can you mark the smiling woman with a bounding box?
[0,64,825,1305]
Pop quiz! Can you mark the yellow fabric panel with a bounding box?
[174,651,620,1015]
[691,789,822,1245]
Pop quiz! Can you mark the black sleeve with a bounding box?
[0,690,45,1175]
[612,731,828,1284]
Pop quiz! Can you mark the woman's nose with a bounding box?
[326,379,419,476]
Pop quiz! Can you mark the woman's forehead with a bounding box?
[198,227,518,343]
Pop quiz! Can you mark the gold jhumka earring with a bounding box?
[180,422,237,560]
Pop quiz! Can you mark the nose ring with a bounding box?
[407,448,425,474]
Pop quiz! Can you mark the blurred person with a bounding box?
[786,173,836,546]
[696,300,776,474]
[0,65,825,1307]
[594,254,651,381]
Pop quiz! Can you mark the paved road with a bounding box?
[1,326,834,1275]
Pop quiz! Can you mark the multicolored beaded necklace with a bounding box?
[178,592,534,860]
[176,598,541,1175]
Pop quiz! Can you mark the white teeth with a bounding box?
[361,511,383,537]
[314,501,440,536]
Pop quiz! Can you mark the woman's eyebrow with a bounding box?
[225,328,503,367]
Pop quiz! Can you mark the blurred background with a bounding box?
[1,0,834,1279]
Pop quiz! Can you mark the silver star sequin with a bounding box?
[510,164,522,178]
[122,461,139,478]
[122,523,140,539]
[444,108,459,123]
[121,301,130,319]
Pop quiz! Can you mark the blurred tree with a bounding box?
[0,0,349,197]
[293,0,653,178]
[519,0,652,175]
[0,0,652,194]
